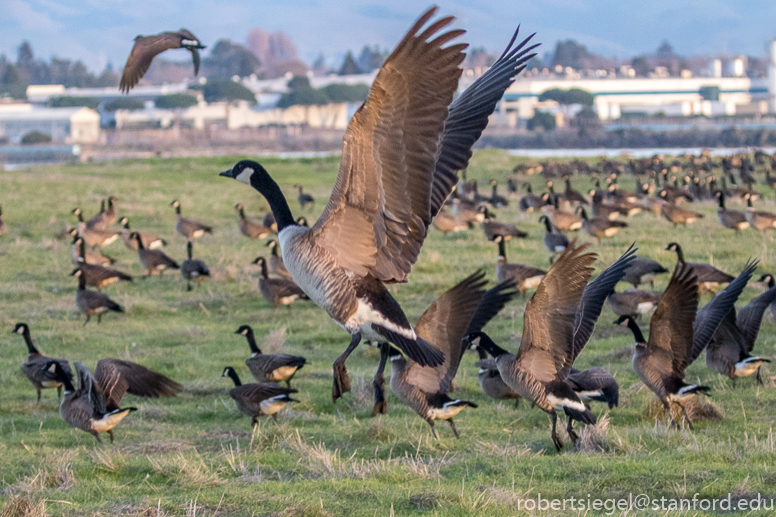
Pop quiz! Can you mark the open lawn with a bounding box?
[1,150,776,516]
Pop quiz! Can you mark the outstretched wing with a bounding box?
[311,8,467,283]
[75,361,106,415]
[120,33,183,93]
[94,359,182,411]
[736,286,776,352]
[466,279,519,335]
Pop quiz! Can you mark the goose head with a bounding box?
[220,160,269,187]
[12,322,28,335]
[234,325,252,337]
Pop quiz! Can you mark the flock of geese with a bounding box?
[4,8,776,453]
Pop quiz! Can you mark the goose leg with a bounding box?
[732,377,737,389]
[756,366,764,386]
[677,402,693,431]
[566,416,579,444]
[272,413,278,423]
[90,430,102,443]
[57,385,62,402]
[448,418,460,439]
[550,412,563,452]
[36,387,42,404]
[108,430,115,443]
[187,281,192,292]
[514,397,520,409]
[371,343,389,416]
[83,315,91,326]
[427,419,440,441]
[663,400,679,429]
[332,332,361,402]
[97,314,103,324]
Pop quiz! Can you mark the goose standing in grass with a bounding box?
[70,230,114,267]
[658,195,704,227]
[170,199,213,240]
[266,240,292,279]
[518,183,544,212]
[621,258,668,289]
[758,273,776,321]
[220,8,538,401]
[120,29,205,93]
[46,359,181,442]
[221,367,298,425]
[493,235,546,296]
[294,185,315,208]
[706,285,776,386]
[0,205,6,236]
[131,232,179,276]
[616,259,756,429]
[252,257,308,308]
[743,194,776,234]
[235,325,307,387]
[589,190,623,221]
[715,190,749,234]
[72,238,133,291]
[73,208,119,248]
[578,206,627,244]
[607,288,659,319]
[665,242,734,294]
[539,215,569,263]
[542,197,582,233]
[180,241,209,290]
[488,180,509,207]
[119,217,166,250]
[235,203,271,239]
[85,200,108,231]
[563,177,588,205]
[470,243,637,452]
[72,269,124,325]
[432,210,467,234]
[13,323,72,403]
[263,211,277,232]
[480,206,527,240]
[102,196,118,226]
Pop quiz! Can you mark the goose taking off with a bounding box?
[220,8,538,402]
[120,29,205,93]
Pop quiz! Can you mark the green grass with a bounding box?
[1,150,776,516]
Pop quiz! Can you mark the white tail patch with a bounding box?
[428,401,469,420]
[576,390,602,400]
[523,276,544,289]
[260,397,290,415]
[636,302,656,314]
[546,394,587,412]
[735,358,765,377]
[91,408,132,433]
[269,365,298,381]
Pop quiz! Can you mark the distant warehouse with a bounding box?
[0,104,101,144]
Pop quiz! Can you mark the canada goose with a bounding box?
[220,10,538,401]
[252,256,308,308]
[607,288,659,318]
[131,232,179,276]
[73,208,119,248]
[235,325,307,386]
[0,205,6,236]
[617,259,756,429]
[102,196,118,226]
[588,190,622,221]
[563,177,588,205]
[120,29,205,93]
[471,243,637,451]
[221,367,298,425]
[567,367,619,409]
[474,355,519,406]
[744,194,776,234]
[263,211,277,232]
[658,195,704,226]
[542,198,582,233]
[119,217,166,250]
[451,197,483,228]
[72,269,124,325]
[170,199,213,239]
[758,273,776,321]
[73,238,133,290]
[85,200,108,231]
[13,323,72,403]
[296,216,309,227]
[539,215,569,262]
[706,285,776,386]
[715,190,749,234]
[578,207,628,244]
[180,241,209,290]
[622,258,668,289]
[235,203,271,239]
[488,180,509,207]
[294,185,315,208]
[266,240,293,279]
[665,242,734,294]
[46,359,181,442]
[70,230,114,267]
[480,206,527,240]
[519,183,544,212]
[493,235,546,295]
[432,210,467,234]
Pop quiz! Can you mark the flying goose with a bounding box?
[46,359,181,442]
[607,288,659,319]
[744,194,776,234]
[180,241,209,290]
[0,205,6,236]
[480,206,527,240]
[621,258,668,289]
[13,323,72,403]
[493,235,546,295]
[294,185,315,208]
[706,285,776,386]
[266,240,293,280]
[221,367,298,425]
[665,242,734,294]
[658,196,704,226]
[73,238,133,290]
[170,199,213,240]
[235,203,272,239]
[252,256,308,307]
[471,243,637,451]
[220,8,538,401]
[578,206,628,244]
[235,325,307,387]
[70,230,114,267]
[715,190,749,234]
[120,29,205,93]
[73,208,119,248]
[617,259,756,429]
[131,232,179,276]
[119,217,166,250]
[539,215,569,262]
[72,269,124,324]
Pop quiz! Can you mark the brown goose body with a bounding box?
[567,367,619,408]
[235,325,307,386]
[72,269,124,324]
[73,238,132,290]
[253,257,307,307]
[607,289,659,318]
[589,191,623,221]
[85,201,109,231]
[222,368,298,425]
[120,218,166,250]
[171,199,213,239]
[132,232,179,275]
[13,323,73,403]
[235,203,272,239]
[180,241,209,290]
[120,29,205,93]
[493,235,546,294]
[622,258,668,289]
[578,207,627,244]
[542,204,582,233]
[744,195,776,233]
[480,208,526,240]
[715,190,749,233]
[475,355,519,404]
[665,242,734,293]
[70,231,114,266]
[659,201,703,226]
[266,240,293,279]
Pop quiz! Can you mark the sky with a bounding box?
[1,0,775,72]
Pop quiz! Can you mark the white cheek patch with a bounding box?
[17,328,24,334]
[235,168,254,185]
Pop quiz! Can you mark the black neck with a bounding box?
[175,205,181,215]
[565,178,572,189]
[476,346,488,360]
[251,172,295,232]
[226,368,242,386]
[78,239,86,259]
[77,272,86,290]
[53,362,75,392]
[673,246,686,264]
[19,327,38,354]
[491,184,497,195]
[472,332,508,358]
[579,207,589,220]
[525,184,533,194]
[625,318,646,344]
[497,239,507,259]
[75,211,84,222]
[238,207,246,219]
[717,191,725,209]
[123,220,131,229]
[134,233,145,250]
[187,241,193,259]
[747,196,753,208]
[100,200,105,213]
[269,243,278,256]
[259,259,269,278]
[541,217,553,232]
[244,328,261,354]
[108,198,114,209]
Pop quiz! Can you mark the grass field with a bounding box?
[1,150,776,516]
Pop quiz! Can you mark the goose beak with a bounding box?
[219,169,233,178]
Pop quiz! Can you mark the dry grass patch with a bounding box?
[146,451,224,488]
[0,495,46,517]
[645,396,723,424]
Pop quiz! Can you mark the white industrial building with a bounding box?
[0,103,100,143]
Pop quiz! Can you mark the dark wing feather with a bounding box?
[74,362,106,416]
[692,259,757,363]
[428,28,539,218]
[234,383,297,403]
[120,33,182,93]
[311,8,467,283]
[736,286,776,352]
[466,279,519,334]
[94,359,182,411]
[408,271,488,394]
[190,48,201,76]
[570,244,637,363]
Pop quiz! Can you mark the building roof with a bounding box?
[0,106,99,122]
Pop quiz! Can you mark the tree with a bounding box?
[0,64,27,99]
[287,75,312,92]
[338,51,362,76]
[277,75,327,108]
[321,83,369,103]
[104,97,145,111]
[49,96,100,109]
[631,56,650,77]
[356,45,384,73]
[527,111,556,131]
[539,88,594,107]
[203,40,261,80]
[550,40,593,69]
[657,41,674,58]
[202,80,256,104]
[21,131,52,145]
[155,94,198,109]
